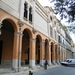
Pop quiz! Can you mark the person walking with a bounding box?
[43,58,47,69]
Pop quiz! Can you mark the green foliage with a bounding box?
[49,0,75,22]
[59,24,68,32]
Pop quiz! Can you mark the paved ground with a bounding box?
[0,64,60,75]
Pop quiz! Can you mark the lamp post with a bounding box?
[0,21,2,35]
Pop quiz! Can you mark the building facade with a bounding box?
[0,0,73,71]
[57,23,74,62]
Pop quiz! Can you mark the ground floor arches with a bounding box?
[0,19,15,66]
[35,35,41,64]
[0,9,60,71]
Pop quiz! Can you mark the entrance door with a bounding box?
[0,40,3,64]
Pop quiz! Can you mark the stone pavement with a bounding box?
[0,64,60,75]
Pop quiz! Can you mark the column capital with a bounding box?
[40,41,45,45]
[14,32,23,37]
[30,38,36,42]
[47,45,51,48]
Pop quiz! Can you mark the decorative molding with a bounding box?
[30,38,36,42]
[49,38,51,41]
[40,39,45,45]
[32,28,37,34]
[14,32,23,36]
[18,20,24,27]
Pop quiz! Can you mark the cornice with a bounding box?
[35,0,48,16]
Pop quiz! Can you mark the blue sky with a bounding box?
[38,0,75,43]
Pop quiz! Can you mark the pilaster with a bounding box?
[12,31,23,71]
[19,0,24,20]
[40,40,45,66]
[29,38,36,67]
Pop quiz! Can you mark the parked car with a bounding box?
[61,59,75,66]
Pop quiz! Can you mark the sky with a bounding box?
[38,0,75,44]
[38,0,53,7]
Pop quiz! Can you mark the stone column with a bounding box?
[12,31,23,71]
[29,38,36,67]
[40,40,45,66]
[47,45,51,66]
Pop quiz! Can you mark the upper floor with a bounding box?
[0,0,58,43]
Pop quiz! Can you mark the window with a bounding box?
[54,21,56,25]
[55,30,57,40]
[58,35,62,44]
[50,16,52,21]
[50,26,53,37]
[24,3,28,18]
[29,7,32,22]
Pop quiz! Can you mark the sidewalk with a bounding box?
[0,64,60,75]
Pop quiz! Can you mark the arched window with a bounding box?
[50,16,52,21]
[24,2,28,18]
[50,26,53,37]
[29,7,32,22]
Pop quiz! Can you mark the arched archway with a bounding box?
[21,28,32,66]
[0,19,17,67]
[35,35,42,65]
[55,44,58,63]
[45,39,49,59]
[51,42,54,63]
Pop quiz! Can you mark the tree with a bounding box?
[49,0,75,22]
[67,22,75,33]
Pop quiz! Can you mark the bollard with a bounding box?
[29,70,33,75]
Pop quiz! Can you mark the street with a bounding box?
[34,65,75,75]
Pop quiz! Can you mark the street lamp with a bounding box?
[0,29,2,35]
[0,21,2,35]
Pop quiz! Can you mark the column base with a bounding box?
[52,60,56,65]
[40,60,43,66]
[56,60,60,64]
[47,60,51,66]
[12,59,21,72]
[29,60,35,68]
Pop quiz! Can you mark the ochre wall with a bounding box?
[0,29,14,60]
[21,38,29,60]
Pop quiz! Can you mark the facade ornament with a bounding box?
[32,28,37,34]
[49,38,51,41]
[18,20,24,27]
